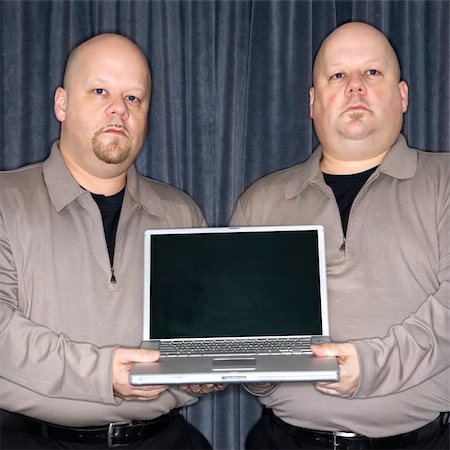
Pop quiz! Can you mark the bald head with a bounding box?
[63,33,151,91]
[54,33,152,194]
[308,22,408,173]
[312,22,401,84]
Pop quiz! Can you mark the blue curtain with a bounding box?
[1,1,449,448]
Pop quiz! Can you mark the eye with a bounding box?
[367,69,381,76]
[93,88,107,95]
[331,73,345,80]
[126,95,141,104]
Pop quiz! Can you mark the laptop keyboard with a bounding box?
[159,337,313,357]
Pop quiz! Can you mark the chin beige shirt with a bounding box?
[230,134,450,437]
[0,142,206,426]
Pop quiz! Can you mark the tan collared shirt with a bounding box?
[231,135,450,437]
[0,142,206,426]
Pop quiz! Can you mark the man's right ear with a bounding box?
[54,87,67,122]
[308,87,315,120]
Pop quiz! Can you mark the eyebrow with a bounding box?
[325,57,387,70]
[85,77,148,94]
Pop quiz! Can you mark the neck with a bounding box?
[61,150,127,196]
[320,150,388,175]
[82,176,126,196]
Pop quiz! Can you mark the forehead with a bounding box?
[66,38,151,92]
[326,38,388,62]
[314,25,399,77]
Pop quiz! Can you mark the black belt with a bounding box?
[0,408,175,447]
[267,408,449,450]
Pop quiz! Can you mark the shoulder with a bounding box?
[135,173,206,226]
[409,149,450,214]
[138,175,195,203]
[415,148,450,166]
[0,162,44,191]
[413,149,450,183]
[231,163,307,226]
[240,164,303,202]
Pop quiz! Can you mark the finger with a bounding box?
[141,384,168,390]
[134,348,161,363]
[130,388,167,399]
[311,342,334,357]
[314,381,340,390]
[130,385,168,395]
[314,384,340,396]
[123,393,162,401]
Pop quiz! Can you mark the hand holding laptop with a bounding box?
[113,348,169,400]
[312,342,359,397]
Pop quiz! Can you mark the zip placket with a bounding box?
[310,180,346,253]
[337,170,381,254]
[311,169,380,254]
[110,267,116,284]
[109,204,142,286]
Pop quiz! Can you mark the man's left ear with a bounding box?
[399,81,409,113]
[309,87,315,119]
[54,87,67,122]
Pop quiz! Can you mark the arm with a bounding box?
[0,213,166,404]
[354,281,449,398]
[312,208,450,399]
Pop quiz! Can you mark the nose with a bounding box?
[345,73,367,96]
[105,97,129,120]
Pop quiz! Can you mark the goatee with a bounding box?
[92,129,132,164]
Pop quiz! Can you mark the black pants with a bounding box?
[246,409,450,450]
[0,413,211,450]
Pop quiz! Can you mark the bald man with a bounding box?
[0,34,214,449]
[231,22,449,449]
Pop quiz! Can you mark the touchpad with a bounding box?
[212,358,256,371]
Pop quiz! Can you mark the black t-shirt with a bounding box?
[91,188,125,266]
[323,167,377,236]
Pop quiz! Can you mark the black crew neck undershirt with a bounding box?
[91,188,125,266]
[323,166,377,236]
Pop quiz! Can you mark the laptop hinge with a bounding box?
[140,340,160,350]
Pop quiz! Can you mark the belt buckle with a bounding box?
[332,431,360,449]
[107,421,132,448]
[334,431,359,438]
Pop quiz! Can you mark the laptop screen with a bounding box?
[145,226,328,339]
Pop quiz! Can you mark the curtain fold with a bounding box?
[1,1,449,448]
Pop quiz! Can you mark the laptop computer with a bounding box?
[129,225,339,385]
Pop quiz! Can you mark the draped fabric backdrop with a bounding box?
[1,1,449,448]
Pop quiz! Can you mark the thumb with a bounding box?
[116,347,160,364]
[311,342,336,357]
[133,348,160,363]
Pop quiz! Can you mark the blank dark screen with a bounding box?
[149,230,323,338]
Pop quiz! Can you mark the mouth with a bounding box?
[342,104,370,121]
[344,104,369,113]
[101,126,130,138]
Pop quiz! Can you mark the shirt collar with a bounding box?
[285,134,417,199]
[125,163,165,217]
[378,134,417,179]
[43,142,85,211]
[43,141,165,217]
